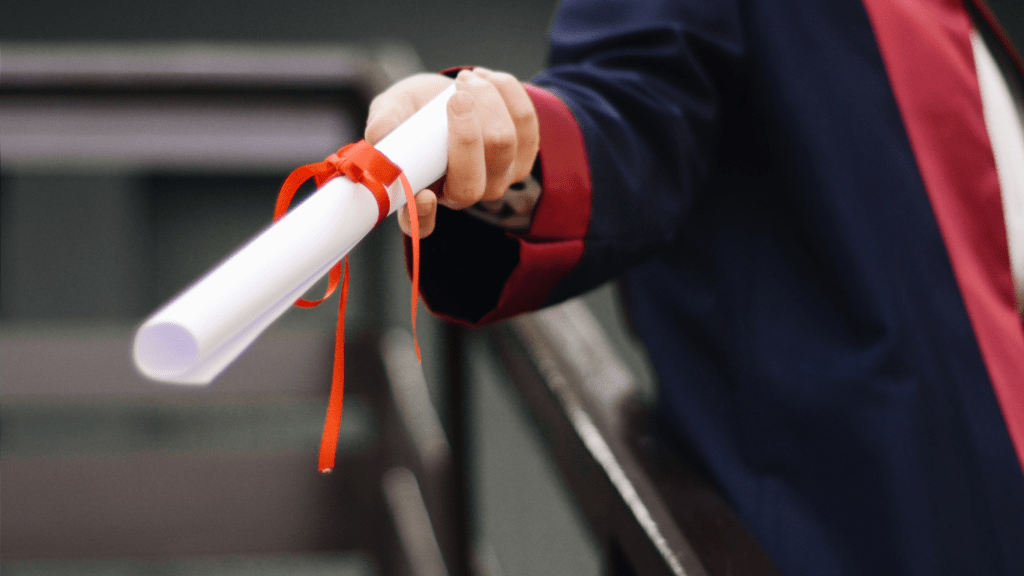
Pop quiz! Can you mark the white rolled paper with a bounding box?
[133,84,456,384]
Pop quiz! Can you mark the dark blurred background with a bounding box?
[2,0,1021,79]
[1,1,1022,575]
[2,2,604,576]
[1,0,560,80]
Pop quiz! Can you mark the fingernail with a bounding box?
[450,91,473,117]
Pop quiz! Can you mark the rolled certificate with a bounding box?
[133,84,456,384]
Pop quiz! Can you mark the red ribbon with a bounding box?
[275,139,421,473]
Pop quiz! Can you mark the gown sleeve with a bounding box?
[411,0,744,325]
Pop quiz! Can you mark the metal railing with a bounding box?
[486,300,780,576]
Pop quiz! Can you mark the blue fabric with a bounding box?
[531,1,1024,574]
[417,0,1024,573]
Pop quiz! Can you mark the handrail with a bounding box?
[489,299,780,576]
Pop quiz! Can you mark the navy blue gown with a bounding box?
[413,1,1024,573]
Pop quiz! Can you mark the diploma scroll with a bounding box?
[133,84,456,384]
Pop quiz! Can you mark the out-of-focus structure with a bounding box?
[1,44,782,576]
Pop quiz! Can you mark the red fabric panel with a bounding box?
[472,85,593,321]
[422,84,594,326]
[522,84,593,242]
[861,0,1024,470]
[476,238,588,324]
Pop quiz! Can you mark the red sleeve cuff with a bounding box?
[523,84,593,243]
[410,83,594,326]
[470,85,594,324]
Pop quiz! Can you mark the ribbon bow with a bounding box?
[275,139,421,473]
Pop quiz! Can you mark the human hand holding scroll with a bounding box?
[365,68,539,238]
[134,68,537,382]
[133,83,450,386]
[132,68,536,470]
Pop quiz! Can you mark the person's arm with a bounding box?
[366,0,743,325]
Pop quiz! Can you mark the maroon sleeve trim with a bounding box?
[470,85,593,322]
[474,237,588,324]
[522,84,593,243]
[421,83,594,326]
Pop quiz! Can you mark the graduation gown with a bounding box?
[414,0,1024,573]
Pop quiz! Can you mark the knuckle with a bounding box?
[511,97,538,125]
[484,129,516,155]
[521,130,540,154]
[442,196,472,210]
[509,103,533,125]
[481,183,508,202]
[453,130,480,149]
[490,71,519,90]
[443,185,481,210]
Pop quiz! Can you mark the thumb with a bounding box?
[398,189,438,238]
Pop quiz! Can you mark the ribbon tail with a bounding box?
[296,260,342,309]
[318,257,350,473]
[400,173,422,364]
[277,141,420,472]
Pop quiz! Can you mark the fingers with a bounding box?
[446,69,517,203]
[398,189,438,238]
[475,68,540,185]
[365,74,454,144]
[443,68,540,207]
[366,68,540,231]
[442,89,487,209]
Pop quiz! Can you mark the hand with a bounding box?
[365,68,540,238]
